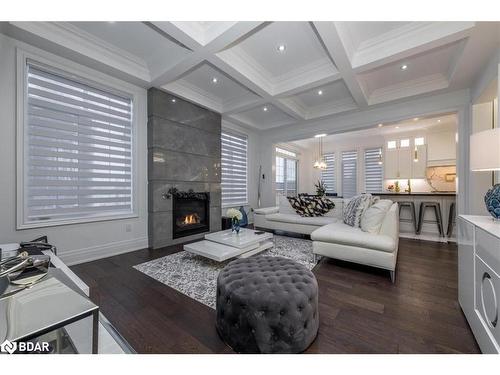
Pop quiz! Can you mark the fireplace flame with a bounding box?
[182,214,200,225]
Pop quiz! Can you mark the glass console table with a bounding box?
[0,269,99,354]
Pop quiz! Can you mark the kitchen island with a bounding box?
[373,192,456,242]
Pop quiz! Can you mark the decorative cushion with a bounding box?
[360,199,393,234]
[343,194,373,227]
[216,257,319,353]
[287,196,315,217]
[300,196,335,216]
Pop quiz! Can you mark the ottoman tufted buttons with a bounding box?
[215,256,319,354]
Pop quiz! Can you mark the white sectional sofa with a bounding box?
[254,196,399,282]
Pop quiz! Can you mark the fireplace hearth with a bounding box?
[172,191,210,239]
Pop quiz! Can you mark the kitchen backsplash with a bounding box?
[384,165,456,193]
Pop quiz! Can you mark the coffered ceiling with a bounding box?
[3,21,499,131]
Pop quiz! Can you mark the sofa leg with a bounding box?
[389,270,395,284]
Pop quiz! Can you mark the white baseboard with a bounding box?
[59,237,149,266]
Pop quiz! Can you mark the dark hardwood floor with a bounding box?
[71,237,480,354]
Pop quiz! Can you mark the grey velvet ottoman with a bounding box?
[216,256,319,353]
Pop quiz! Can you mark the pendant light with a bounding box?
[313,134,327,170]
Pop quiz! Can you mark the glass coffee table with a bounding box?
[183,228,274,262]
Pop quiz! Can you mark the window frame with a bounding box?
[16,48,140,229]
[275,147,299,202]
[364,147,384,194]
[341,150,358,198]
[221,130,248,208]
[321,152,336,195]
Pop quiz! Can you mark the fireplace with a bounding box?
[172,192,210,239]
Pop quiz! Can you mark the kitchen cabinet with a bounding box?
[412,144,427,178]
[458,215,500,353]
[427,131,456,166]
[384,144,427,179]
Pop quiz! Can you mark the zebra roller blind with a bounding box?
[364,147,383,193]
[24,62,134,224]
[321,153,336,194]
[342,150,357,198]
[221,131,248,207]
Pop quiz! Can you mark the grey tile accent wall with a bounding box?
[148,88,222,249]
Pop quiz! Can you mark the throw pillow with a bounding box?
[360,199,393,234]
[287,196,315,217]
[343,194,373,227]
[302,195,335,216]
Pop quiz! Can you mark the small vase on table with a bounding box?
[226,208,243,235]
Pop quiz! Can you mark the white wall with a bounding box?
[0,33,148,265]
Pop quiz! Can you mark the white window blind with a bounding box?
[321,153,336,194]
[275,153,297,202]
[24,62,134,225]
[221,131,248,207]
[364,147,383,194]
[342,150,357,198]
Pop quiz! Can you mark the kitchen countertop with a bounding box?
[373,192,456,197]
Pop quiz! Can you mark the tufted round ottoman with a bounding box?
[216,256,319,353]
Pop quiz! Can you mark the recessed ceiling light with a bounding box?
[211,77,218,84]
[400,64,408,71]
[263,106,268,112]
[413,117,419,121]
[171,98,176,103]
[317,90,323,96]
[437,119,442,123]
[395,126,400,129]
[378,123,383,127]
[277,44,286,53]
[314,133,327,138]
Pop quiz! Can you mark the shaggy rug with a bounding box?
[133,235,317,309]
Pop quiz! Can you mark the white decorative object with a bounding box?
[360,199,393,234]
[470,128,500,172]
[183,228,274,262]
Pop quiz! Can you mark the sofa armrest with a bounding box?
[254,207,279,215]
[379,203,399,243]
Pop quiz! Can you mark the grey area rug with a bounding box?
[133,235,318,309]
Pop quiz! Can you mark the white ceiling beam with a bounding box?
[312,22,369,108]
[149,21,265,87]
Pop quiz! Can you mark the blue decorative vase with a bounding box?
[485,183,500,220]
[239,206,248,227]
[231,218,241,234]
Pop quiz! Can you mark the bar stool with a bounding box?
[417,201,444,236]
[447,202,456,238]
[398,201,418,233]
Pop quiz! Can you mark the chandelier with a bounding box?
[313,134,327,170]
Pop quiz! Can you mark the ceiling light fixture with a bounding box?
[378,123,383,127]
[211,77,218,84]
[400,64,408,71]
[277,44,286,53]
[171,98,176,103]
[314,133,327,138]
[437,119,442,123]
[413,117,419,121]
[263,106,268,112]
[313,136,327,170]
[317,90,323,96]
[395,126,400,129]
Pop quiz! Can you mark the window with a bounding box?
[20,61,134,227]
[415,137,425,146]
[387,140,397,149]
[275,148,297,201]
[342,150,357,198]
[321,153,336,194]
[400,138,410,148]
[221,131,248,207]
[364,148,383,193]
[275,147,297,158]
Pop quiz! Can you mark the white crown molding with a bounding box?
[162,79,223,113]
[364,73,450,105]
[272,57,340,96]
[10,22,151,82]
[277,97,307,119]
[351,22,475,71]
[306,96,358,119]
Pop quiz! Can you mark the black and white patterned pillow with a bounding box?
[301,196,335,216]
[343,194,373,227]
[287,196,315,217]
